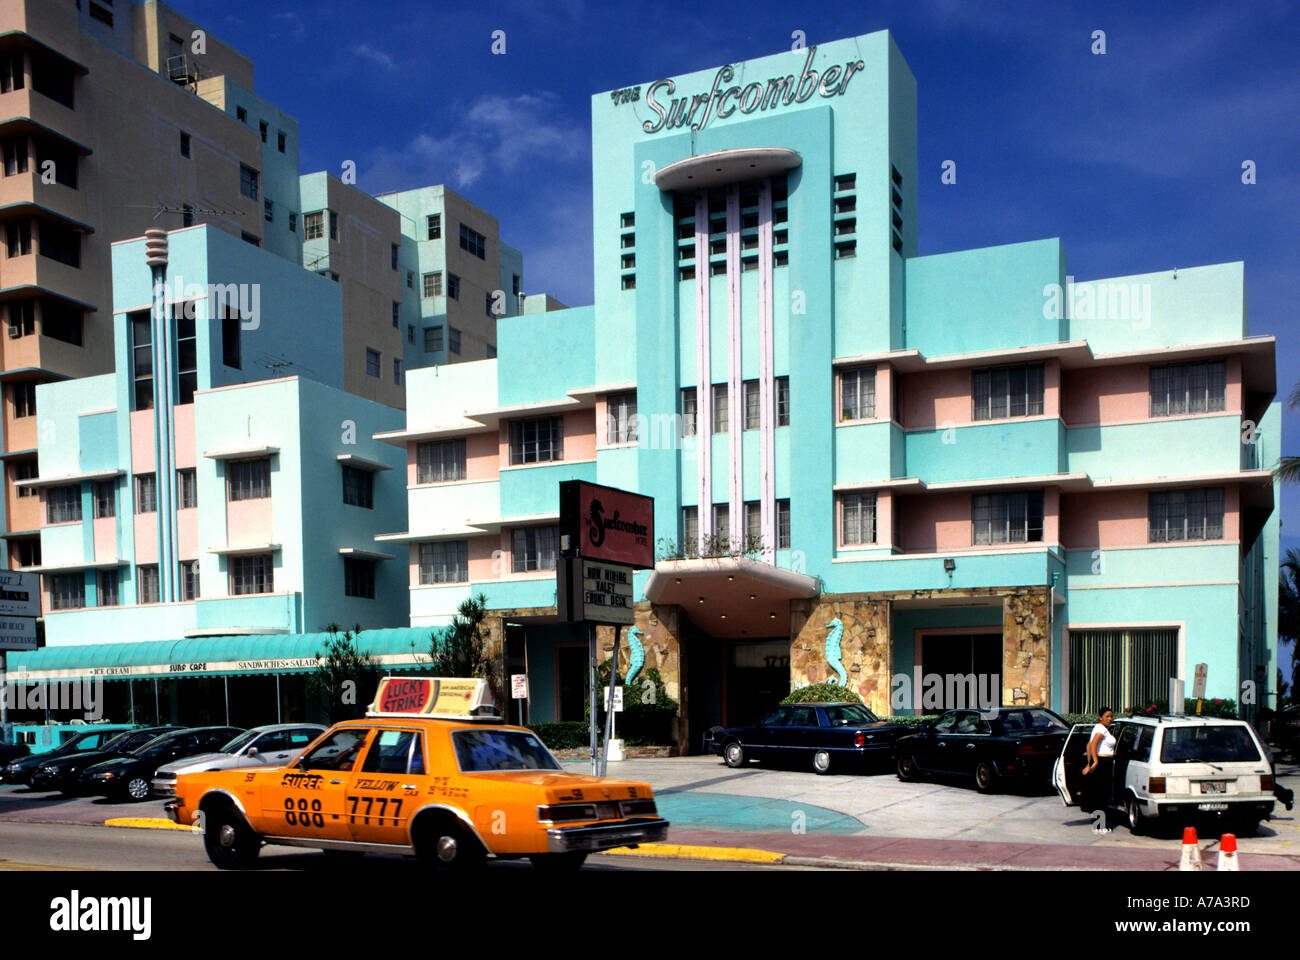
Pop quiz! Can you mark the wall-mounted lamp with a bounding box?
[943,557,956,576]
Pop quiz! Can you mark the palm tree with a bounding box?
[1273,383,1300,484]
[1280,549,1300,700]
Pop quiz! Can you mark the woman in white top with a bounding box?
[1082,708,1116,830]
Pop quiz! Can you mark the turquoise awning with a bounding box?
[6,628,438,681]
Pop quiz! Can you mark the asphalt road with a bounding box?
[0,821,810,871]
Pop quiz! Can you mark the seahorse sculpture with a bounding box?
[824,618,847,686]
[625,625,646,685]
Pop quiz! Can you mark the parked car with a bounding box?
[80,727,244,801]
[4,725,139,786]
[166,676,668,871]
[152,723,326,797]
[1053,714,1276,835]
[705,701,911,774]
[0,741,31,767]
[30,727,178,793]
[895,707,1071,793]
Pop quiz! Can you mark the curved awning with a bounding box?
[645,556,818,638]
[653,147,802,192]
[6,628,438,682]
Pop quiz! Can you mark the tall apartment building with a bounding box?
[385,32,1279,752]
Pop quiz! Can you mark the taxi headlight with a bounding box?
[537,803,598,823]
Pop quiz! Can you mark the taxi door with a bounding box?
[345,728,425,846]
[262,726,372,841]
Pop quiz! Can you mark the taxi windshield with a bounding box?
[452,730,562,772]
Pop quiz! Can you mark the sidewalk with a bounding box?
[612,828,1300,871]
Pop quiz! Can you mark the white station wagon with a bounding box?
[1053,715,1276,835]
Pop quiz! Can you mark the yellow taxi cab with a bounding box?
[165,677,669,871]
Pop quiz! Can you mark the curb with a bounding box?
[602,842,785,864]
[104,817,194,832]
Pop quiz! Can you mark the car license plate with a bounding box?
[1199,781,1227,795]
[1197,802,1228,811]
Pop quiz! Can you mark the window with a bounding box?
[39,221,80,267]
[408,324,414,344]
[241,231,260,247]
[30,53,74,108]
[485,291,496,318]
[417,439,466,483]
[278,131,286,153]
[41,300,80,342]
[426,214,441,240]
[407,270,414,289]
[180,560,199,601]
[972,491,1045,545]
[459,224,486,259]
[50,573,85,611]
[711,383,728,434]
[840,493,877,546]
[509,417,563,465]
[840,366,876,421]
[621,212,635,228]
[448,326,461,354]
[0,53,24,93]
[131,310,152,409]
[222,301,241,369]
[391,243,399,270]
[744,501,761,541]
[264,200,273,222]
[99,571,119,608]
[239,165,259,200]
[739,380,759,430]
[47,484,81,524]
[393,357,402,385]
[682,506,698,546]
[178,469,196,509]
[511,526,558,573]
[392,301,400,329]
[228,458,270,501]
[607,391,637,444]
[344,557,375,599]
[681,387,697,437]
[11,381,36,418]
[512,274,521,296]
[183,204,194,227]
[834,173,856,191]
[12,539,39,567]
[1069,628,1179,716]
[137,565,160,605]
[424,325,444,353]
[1,136,26,176]
[777,499,791,549]
[259,120,268,143]
[329,211,339,240]
[174,300,196,403]
[304,211,324,240]
[712,503,730,536]
[366,348,381,378]
[422,272,442,298]
[288,211,297,233]
[342,466,374,509]
[447,274,460,300]
[776,376,790,426]
[93,480,115,518]
[1148,488,1224,542]
[230,554,273,595]
[362,729,421,774]
[179,131,190,158]
[973,364,1045,420]
[135,474,157,513]
[236,106,247,123]
[11,459,37,497]
[1150,360,1226,417]
[2,293,31,335]
[419,540,468,584]
[6,220,31,257]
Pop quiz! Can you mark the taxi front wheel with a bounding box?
[203,806,261,870]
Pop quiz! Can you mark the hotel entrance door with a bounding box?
[684,634,790,753]
[919,632,1003,712]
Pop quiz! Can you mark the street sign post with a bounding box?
[556,481,654,774]
[1192,663,1208,708]
[0,571,41,745]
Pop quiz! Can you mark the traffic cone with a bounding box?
[1217,834,1240,871]
[1179,826,1202,871]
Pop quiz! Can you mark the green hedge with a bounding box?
[527,722,590,750]
[781,683,863,705]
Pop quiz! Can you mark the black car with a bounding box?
[0,741,31,767]
[29,727,177,793]
[80,727,244,801]
[4,727,140,786]
[895,706,1071,793]
[704,702,911,774]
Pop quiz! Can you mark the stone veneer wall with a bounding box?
[789,585,1053,715]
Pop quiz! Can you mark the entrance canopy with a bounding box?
[6,628,435,683]
[645,557,818,637]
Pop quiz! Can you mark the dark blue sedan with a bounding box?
[704,702,911,774]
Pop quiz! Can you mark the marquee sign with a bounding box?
[559,480,654,569]
[641,46,864,134]
[367,677,493,719]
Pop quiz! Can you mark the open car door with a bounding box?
[1053,723,1092,807]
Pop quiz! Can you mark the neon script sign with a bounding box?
[641,46,864,135]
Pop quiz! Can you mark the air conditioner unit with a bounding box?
[7,325,20,339]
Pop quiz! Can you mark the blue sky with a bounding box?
[178,0,1298,683]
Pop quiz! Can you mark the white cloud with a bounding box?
[354,43,397,72]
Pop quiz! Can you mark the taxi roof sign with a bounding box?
[367,677,496,720]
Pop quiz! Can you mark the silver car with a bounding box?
[151,723,325,797]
